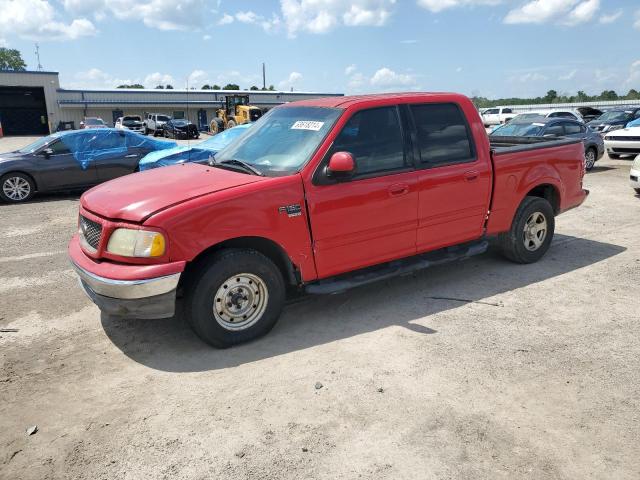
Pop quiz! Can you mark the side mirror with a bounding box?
[326,152,356,179]
[41,148,53,158]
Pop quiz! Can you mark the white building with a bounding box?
[0,70,343,135]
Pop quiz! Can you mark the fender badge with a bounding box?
[278,204,302,217]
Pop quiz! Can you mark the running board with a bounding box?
[305,240,489,295]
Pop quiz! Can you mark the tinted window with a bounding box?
[502,108,512,114]
[410,103,474,166]
[564,122,582,135]
[485,109,499,115]
[544,125,564,136]
[330,106,406,176]
[49,139,72,154]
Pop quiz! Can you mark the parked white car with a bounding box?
[481,107,515,126]
[630,155,640,194]
[604,126,640,159]
[114,116,144,134]
[511,109,584,123]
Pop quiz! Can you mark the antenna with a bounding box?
[262,62,266,90]
[34,43,43,71]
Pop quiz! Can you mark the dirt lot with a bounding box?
[1,135,639,479]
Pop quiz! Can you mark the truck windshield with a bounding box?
[213,106,342,176]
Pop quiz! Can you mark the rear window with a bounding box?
[410,103,475,166]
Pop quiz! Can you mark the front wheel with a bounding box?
[585,148,597,171]
[184,249,286,348]
[1,173,35,203]
[498,196,555,264]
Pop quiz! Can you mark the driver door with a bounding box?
[36,136,98,190]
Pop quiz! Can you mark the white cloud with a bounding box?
[66,68,137,89]
[504,0,599,26]
[345,64,357,76]
[234,10,281,32]
[348,72,366,89]
[0,38,7,47]
[144,72,175,88]
[417,0,500,13]
[599,9,621,24]
[203,34,211,40]
[623,60,640,88]
[370,67,416,87]
[558,69,577,81]
[0,0,96,41]
[280,0,396,37]
[279,71,303,90]
[511,72,548,83]
[456,66,463,73]
[217,13,234,25]
[186,69,208,88]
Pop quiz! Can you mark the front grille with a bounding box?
[607,136,640,141]
[79,215,102,250]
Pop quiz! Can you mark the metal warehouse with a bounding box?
[0,70,344,135]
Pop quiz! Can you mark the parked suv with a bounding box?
[144,113,171,136]
[481,107,515,127]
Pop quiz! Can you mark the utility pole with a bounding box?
[34,43,43,71]
[262,63,266,90]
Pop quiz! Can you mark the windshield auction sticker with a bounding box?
[291,121,324,131]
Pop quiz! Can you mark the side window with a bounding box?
[564,123,582,135]
[544,124,564,136]
[48,139,72,155]
[502,108,512,114]
[410,103,475,166]
[330,106,406,176]
[87,132,127,150]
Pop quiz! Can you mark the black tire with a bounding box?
[152,130,158,137]
[0,172,35,203]
[227,119,237,129]
[210,118,224,135]
[585,147,597,171]
[143,127,149,135]
[498,196,555,264]
[608,153,621,159]
[184,249,286,348]
[634,188,640,195]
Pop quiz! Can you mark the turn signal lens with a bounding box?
[107,229,166,258]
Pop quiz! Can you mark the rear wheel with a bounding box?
[498,196,555,264]
[227,119,237,129]
[210,118,224,135]
[184,249,286,348]
[585,147,597,171]
[0,173,35,203]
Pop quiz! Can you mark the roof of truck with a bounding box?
[284,92,462,109]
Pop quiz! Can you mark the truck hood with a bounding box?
[81,163,266,222]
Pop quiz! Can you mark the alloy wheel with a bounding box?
[523,211,547,251]
[2,176,31,201]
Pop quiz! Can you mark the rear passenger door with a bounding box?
[86,131,133,182]
[409,103,492,252]
[305,106,419,278]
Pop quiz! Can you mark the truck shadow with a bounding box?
[101,235,625,372]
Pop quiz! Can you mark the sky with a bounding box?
[0,0,639,99]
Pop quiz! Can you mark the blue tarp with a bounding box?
[139,123,252,171]
[51,128,176,170]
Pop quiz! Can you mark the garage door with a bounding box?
[0,86,49,135]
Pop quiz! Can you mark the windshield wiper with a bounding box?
[219,159,264,176]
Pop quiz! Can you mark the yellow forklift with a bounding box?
[209,94,263,134]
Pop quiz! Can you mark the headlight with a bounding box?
[106,228,165,257]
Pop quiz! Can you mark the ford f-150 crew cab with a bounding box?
[69,93,589,348]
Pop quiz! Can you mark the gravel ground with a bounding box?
[0,135,639,480]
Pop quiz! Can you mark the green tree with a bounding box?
[268,85,275,91]
[223,83,240,90]
[249,85,259,91]
[212,84,221,90]
[117,84,145,89]
[165,84,174,89]
[201,84,211,90]
[155,85,165,89]
[544,89,558,103]
[600,90,618,100]
[0,48,27,71]
[626,89,639,100]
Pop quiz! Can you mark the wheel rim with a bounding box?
[523,211,547,251]
[3,177,30,201]
[585,150,595,169]
[213,273,269,331]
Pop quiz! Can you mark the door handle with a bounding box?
[464,171,479,182]
[388,183,409,196]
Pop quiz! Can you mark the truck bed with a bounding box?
[489,136,582,154]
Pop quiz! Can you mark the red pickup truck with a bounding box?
[69,93,588,347]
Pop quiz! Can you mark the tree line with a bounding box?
[473,89,640,108]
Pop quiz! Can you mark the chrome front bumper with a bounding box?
[71,263,180,300]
